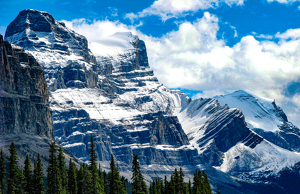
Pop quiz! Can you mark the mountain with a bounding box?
[215,90,300,152]
[0,34,79,169]
[5,9,300,193]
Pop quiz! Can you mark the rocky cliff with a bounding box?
[0,34,53,137]
[5,9,300,194]
[0,34,80,170]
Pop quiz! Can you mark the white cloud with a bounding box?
[267,0,300,3]
[64,12,300,126]
[125,0,244,21]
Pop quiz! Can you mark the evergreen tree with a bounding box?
[103,171,109,194]
[77,164,84,194]
[188,180,192,194]
[24,154,33,194]
[82,164,91,194]
[192,170,202,194]
[202,171,212,194]
[89,135,103,194]
[7,142,19,194]
[17,169,25,194]
[98,164,104,193]
[0,149,6,194]
[179,168,185,194]
[173,168,180,194]
[77,163,91,194]
[131,154,147,194]
[67,159,77,194]
[58,147,67,194]
[108,154,125,194]
[164,176,169,194]
[120,176,127,194]
[47,142,62,194]
[33,153,45,194]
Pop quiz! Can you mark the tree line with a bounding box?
[0,135,214,194]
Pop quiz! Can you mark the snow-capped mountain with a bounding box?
[215,90,300,152]
[5,9,300,193]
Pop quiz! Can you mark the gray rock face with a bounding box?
[0,35,53,137]
[215,90,300,152]
[6,9,300,193]
[5,9,98,91]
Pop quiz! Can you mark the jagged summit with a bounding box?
[5,10,300,193]
[215,90,300,152]
[5,9,96,68]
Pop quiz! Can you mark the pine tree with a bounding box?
[7,142,19,194]
[89,135,103,194]
[202,171,212,194]
[17,169,25,194]
[58,147,67,194]
[82,164,91,194]
[77,164,84,194]
[47,142,62,194]
[77,163,91,194]
[24,154,33,194]
[0,149,6,194]
[179,168,184,194]
[67,159,77,194]
[33,153,45,194]
[131,154,147,194]
[108,154,125,194]
[103,171,109,194]
[98,164,104,193]
[188,179,192,194]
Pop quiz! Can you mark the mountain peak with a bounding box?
[5,9,95,68]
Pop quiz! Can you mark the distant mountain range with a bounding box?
[3,9,300,193]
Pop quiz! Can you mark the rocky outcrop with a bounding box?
[5,9,98,91]
[0,34,53,137]
[6,9,300,194]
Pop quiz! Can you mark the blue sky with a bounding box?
[2,0,300,104]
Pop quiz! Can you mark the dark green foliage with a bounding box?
[131,154,147,194]
[202,171,212,194]
[108,154,126,194]
[24,154,33,194]
[98,164,105,193]
[89,135,103,194]
[47,142,63,194]
[188,179,192,194]
[149,178,164,194]
[193,170,212,194]
[0,149,6,194]
[58,147,67,194]
[68,159,77,194]
[150,168,213,194]
[77,163,91,194]
[17,169,25,194]
[103,171,109,194]
[7,142,19,194]
[33,153,44,194]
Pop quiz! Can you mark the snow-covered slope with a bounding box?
[6,9,300,193]
[215,90,300,152]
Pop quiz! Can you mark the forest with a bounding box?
[0,135,214,194]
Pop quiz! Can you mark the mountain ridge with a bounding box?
[4,9,300,193]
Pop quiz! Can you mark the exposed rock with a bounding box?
[0,34,52,137]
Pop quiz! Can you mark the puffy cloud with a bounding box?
[125,0,244,21]
[63,12,300,126]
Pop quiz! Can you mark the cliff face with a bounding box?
[0,35,53,138]
[6,9,300,194]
